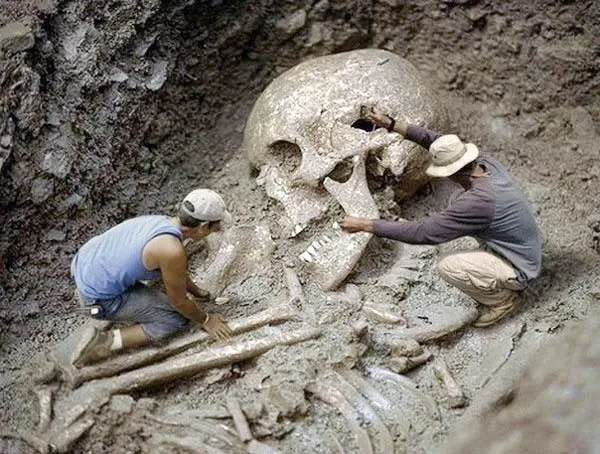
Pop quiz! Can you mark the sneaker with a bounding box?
[71,326,113,367]
[473,295,520,328]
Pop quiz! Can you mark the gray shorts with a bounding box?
[77,282,189,342]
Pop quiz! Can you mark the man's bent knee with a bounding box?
[142,318,190,343]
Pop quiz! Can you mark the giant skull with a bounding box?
[243,49,447,290]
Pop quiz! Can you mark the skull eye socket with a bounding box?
[327,157,353,183]
[269,140,301,174]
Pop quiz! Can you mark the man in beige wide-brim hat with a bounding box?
[340,108,542,328]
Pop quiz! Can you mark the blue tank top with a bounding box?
[71,215,183,299]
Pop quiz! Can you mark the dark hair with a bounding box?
[453,159,478,177]
[177,205,203,228]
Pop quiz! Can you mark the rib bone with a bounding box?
[61,303,299,387]
[433,359,468,409]
[332,371,395,454]
[306,379,373,454]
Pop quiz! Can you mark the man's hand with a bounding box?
[339,216,373,234]
[365,106,394,130]
[202,313,233,341]
[362,106,408,135]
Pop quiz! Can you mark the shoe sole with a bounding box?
[70,325,97,366]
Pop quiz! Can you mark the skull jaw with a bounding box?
[299,156,380,290]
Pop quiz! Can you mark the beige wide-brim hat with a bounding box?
[426,134,479,178]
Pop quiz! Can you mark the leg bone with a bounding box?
[433,359,468,409]
[63,303,299,387]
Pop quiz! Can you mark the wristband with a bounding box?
[386,115,396,132]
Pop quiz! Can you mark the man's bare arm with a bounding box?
[186,275,210,301]
[148,235,231,340]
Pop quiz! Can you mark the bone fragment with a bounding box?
[35,386,53,432]
[365,366,439,420]
[225,397,280,454]
[351,319,369,337]
[397,306,478,343]
[49,416,94,453]
[362,302,406,325]
[338,369,410,439]
[63,303,299,387]
[433,359,468,409]
[148,413,242,449]
[389,351,432,374]
[306,380,373,454]
[391,339,422,357]
[326,284,362,309]
[226,397,253,442]
[284,267,306,304]
[332,372,395,454]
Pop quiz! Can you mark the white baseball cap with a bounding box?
[181,189,232,224]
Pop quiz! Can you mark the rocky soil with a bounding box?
[1,1,599,453]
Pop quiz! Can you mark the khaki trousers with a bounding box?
[437,250,525,306]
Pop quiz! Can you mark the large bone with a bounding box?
[300,155,379,290]
[332,371,396,454]
[365,366,439,420]
[390,305,478,343]
[194,225,275,295]
[306,379,373,454]
[338,369,410,439]
[60,303,299,387]
[48,327,322,449]
[433,358,468,409]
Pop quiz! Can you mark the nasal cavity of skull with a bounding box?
[327,157,354,183]
[269,140,301,173]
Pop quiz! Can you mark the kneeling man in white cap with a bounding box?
[71,188,233,366]
[340,109,542,327]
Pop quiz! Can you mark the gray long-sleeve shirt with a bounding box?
[372,125,542,283]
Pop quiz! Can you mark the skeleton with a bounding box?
[244,48,447,290]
